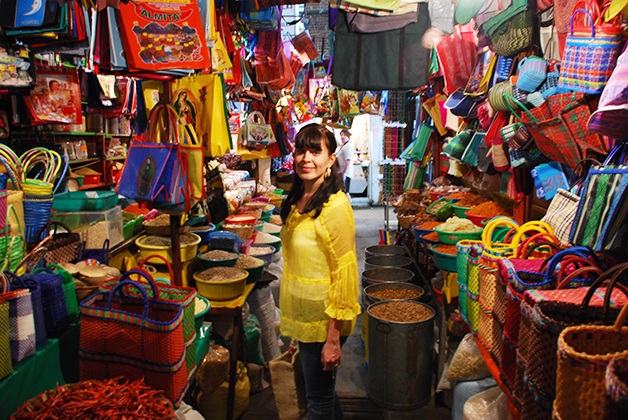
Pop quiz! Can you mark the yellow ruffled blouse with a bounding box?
[279,191,361,343]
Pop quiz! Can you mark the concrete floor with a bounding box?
[241,205,451,420]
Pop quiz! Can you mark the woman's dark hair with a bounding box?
[280,123,344,222]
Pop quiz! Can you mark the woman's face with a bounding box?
[294,139,335,184]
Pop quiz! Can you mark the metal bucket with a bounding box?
[365,244,408,259]
[360,267,416,361]
[367,300,435,410]
[364,255,413,272]
[364,282,425,305]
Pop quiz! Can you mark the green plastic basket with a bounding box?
[453,204,473,218]
[431,244,458,272]
[434,226,483,245]
[426,198,454,221]
[53,191,119,212]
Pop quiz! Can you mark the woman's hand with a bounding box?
[322,318,343,371]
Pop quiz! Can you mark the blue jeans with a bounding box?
[299,341,346,420]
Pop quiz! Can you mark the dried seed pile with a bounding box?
[369,301,432,322]
[429,201,448,212]
[196,267,244,282]
[235,255,264,269]
[369,288,422,300]
[201,250,238,260]
[249,246,273,255]
[144,214,171,227]
[142,235,197,247]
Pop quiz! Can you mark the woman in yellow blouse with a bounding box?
[279,123,361,420]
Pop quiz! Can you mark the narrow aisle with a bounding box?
[241,205,451,420]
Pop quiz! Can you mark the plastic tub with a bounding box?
[194,295,211,336]
[136,233,201,264]
[53,191,119,212]
[237,257,268,284]
[197,249,241,269]
[426,198,454,221]
[431,244,458,272]
[254,232,281,254]
[433,226,482,245]
[465,210,493,227]
[189,223,216,246]
[248,244,275,266]
[453,204,473,218]
[194,268,248,301]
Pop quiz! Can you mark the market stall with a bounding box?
[1,0,628,418]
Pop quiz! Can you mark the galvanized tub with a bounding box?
[360,267,416,363]
[365,244,408,259]
[367,300,435,410]
[364,255,413,272]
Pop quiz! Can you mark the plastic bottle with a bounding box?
[66,142,77,160]
[79,140,88,159]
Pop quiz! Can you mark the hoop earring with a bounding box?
[324,168,331,179]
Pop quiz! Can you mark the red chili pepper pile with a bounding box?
[11,377,175,419]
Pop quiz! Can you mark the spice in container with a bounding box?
[196,267,245,282]
[467,201,512,218]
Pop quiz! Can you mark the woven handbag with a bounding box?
[494,55,515,83]
[558,8,623,94]
[79,239,110,266]
[467,243,484,333]
[540,62,570,99]
[555,279,628,419]
[48,263,79,322]
[488,78,514,112]
[480,216,519,269]
[456,240,479,321]
[23,268,68,338]
[1,288,36,364]
[605,356,628,418]
[522,267,604,404]
[504,92,606,169]
[541,188,580,246]
[490,9,534,57]
[4,271,46,346]
[80,278,187,405]
[99,267,197,382]
[516,56,548,92]
[0,205,25,272]
[0,296,11,380]
[35,221,82,265]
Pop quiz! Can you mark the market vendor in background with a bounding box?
[279,123,361,420]
[336,129,353,194]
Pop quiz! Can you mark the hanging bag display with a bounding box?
[80,278,187,405]
[118,102,191,211]
[504,92,607,169]
[178,122,205,201]
[540,188,581,245]
[558,8,623,94]
[117,0,211,72]
[239,111,276,148]
[489,9,535,57]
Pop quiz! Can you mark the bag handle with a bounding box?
[247,111,267,126]
[107,279,151,318]
[146,102,179,145]
[4,205,22,237]
[140,255,174,286]
[570,9,596,36]
[119,268,160,301]
[3,270,26,291]
[34,220,76,245]
[557,265,603,289]
[510,222,555,251]
[482,217,519,252]
[580,262,628,308]
[47,263,73,285]
[541,246,599,280]
[522,240,562,260]
[503,94,539,124]
[555,256,600,287]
